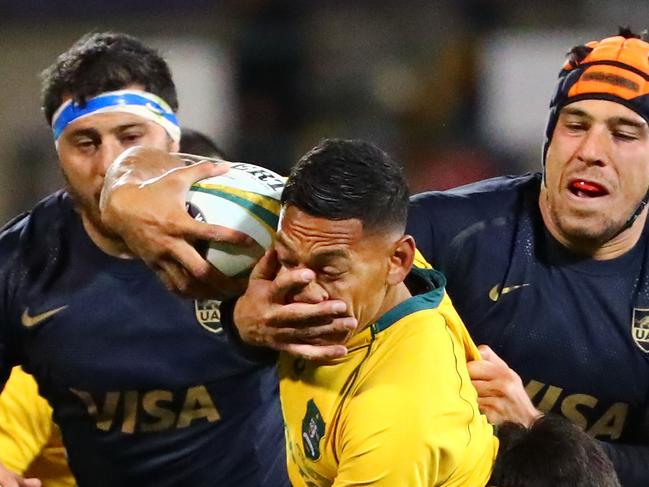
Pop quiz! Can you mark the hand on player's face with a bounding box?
[467,345,542,427]
[233,249,357,360]
[100,146,255,299]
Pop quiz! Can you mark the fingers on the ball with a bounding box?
[180,159,229,183]
[155,268,175,291]
[158,261,191,293]
[210,225,256,247]
[166,242,247,297]
[167,240,213,279]
[181,218,255,247]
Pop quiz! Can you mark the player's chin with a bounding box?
[558,216,623,245]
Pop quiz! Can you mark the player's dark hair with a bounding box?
[41,31,178,125]
[282,138,409,233]
[180,128,227,159]
[490,415,620,487]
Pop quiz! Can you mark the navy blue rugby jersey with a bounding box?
[0,192,288,487]
[408,173,649,485]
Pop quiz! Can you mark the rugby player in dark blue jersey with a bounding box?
[0,32,290,487]
[405,29,649,486]
[99,28,649,487]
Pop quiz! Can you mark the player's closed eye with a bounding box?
[613,131,638,141]
[74,138,97,153]
[319,267,345,280]
[564,121,587,132]
[119,132,144,145]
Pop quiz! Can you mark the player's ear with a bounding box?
[387,234,415,286]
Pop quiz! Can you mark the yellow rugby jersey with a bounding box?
[0,367,75,487]
[278,267,498,487]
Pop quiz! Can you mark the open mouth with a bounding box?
[568,179,609,198]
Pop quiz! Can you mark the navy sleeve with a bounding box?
[0,213,29,391]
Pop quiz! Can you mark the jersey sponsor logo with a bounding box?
[194,299,223,333]
[21,305,68,328]
[525,379,628,440]
[70,385,221,434]
[488,283,530,302]
[302,399,325,461]
[631,308,649,353]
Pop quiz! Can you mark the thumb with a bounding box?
[249,249,280,281]
[477,344,508,367]
[477,344,494,359]
[23,479,42,487]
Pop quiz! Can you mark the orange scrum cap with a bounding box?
[543,28,649,164]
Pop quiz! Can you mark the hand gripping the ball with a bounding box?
[100,146,255,299]
[185,159,284,278]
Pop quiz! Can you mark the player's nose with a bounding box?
[290,280,329,304]
[96,140,123,176]
[576,126,609,167]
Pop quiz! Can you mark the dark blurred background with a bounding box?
[0,0,646,222]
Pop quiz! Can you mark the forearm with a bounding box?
[107,146,184,186]
[219,297,278,365]
[600,440,649,486]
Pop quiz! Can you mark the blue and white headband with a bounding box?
[51,89,181,143]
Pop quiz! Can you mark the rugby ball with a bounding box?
[186,162,285,277]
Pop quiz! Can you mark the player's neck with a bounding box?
[81,211,134,259]
[589,212,647,260]
[357,282,412,334]
[541,205,647,260]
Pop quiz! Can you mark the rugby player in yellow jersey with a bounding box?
[268,138,498,486]
[0,368,74,487]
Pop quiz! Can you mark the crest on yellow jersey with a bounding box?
[302,399,325,461]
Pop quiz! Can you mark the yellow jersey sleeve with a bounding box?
[0,367,75,487]
[0,367,52,473]
[413,247,481,361]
